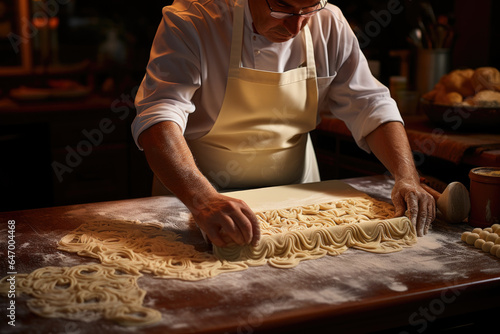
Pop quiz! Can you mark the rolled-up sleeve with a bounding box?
[132,9,201,150]
[325,9,403,153]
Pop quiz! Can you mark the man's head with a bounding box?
[249,0,327,43]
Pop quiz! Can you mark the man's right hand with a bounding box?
[139,121,260,248]
[189,193,261,248]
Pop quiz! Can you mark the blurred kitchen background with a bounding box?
[1,0,498,211]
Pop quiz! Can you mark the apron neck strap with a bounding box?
[229,1,245,71]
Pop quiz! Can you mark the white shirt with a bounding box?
[132,0,403,152]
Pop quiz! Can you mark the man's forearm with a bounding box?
[365,121,436,236]
[365,121,419,181]
[138,121,218,210]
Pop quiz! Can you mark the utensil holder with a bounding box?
[415,49,451,95]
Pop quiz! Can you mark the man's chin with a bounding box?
[267,33,295,43]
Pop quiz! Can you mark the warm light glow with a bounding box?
[32,17,48,28]
[49,17,59,29]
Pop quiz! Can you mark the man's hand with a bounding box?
[391,178,436,237]
[139,121,261,248]
[365,121,437,237]
[190,193,261,247]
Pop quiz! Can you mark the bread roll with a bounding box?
[440,69,475,97]
[434,91,463,106]
[471,67,500,93]
[423,67,500,107]
[422,82,446,101]
[465,90,500,107]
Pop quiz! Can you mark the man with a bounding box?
[132,0,435,248]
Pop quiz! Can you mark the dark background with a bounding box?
[52,0,499,86]
[1,0,497,95]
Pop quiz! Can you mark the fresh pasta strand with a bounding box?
[257,196,396,234]
[57,220,248,281]
[0,264,161,326]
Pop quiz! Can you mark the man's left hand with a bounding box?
[391,178,436,237]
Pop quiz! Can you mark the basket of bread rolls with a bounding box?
[420,67,500,131]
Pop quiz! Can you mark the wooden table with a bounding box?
[1,176,499,333]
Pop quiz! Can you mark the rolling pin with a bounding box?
[420,181,471,223]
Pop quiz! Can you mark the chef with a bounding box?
[132,0,435,247]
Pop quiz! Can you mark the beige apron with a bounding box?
[153,1,320,195]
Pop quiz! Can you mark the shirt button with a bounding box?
[253,35,257,41]
[255,50,261,55]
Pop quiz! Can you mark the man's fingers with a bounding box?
[404,191,422,235]
[404,189,437,237]
[193,195,261,247]
[424,196,436,234]
[219,229,233,244]
[232,208,256,245]
[219,215,246,245]
[419,189,436,235]
[416,205,428,237]
[404,192,419,222]
[392,179,438,238]
[215,210,260,247]
[241,207,261,246]
[196,214,241,247]
[392,192,407,218]
[204,225,229,248]
[251,221,261,246]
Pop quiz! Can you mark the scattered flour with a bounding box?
[20,242,30,249]
[42,251,85,266]
[387,281,408,292]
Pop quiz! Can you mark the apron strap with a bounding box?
[228,1,245,75]
[303,24,316,78]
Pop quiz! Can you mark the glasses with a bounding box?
[265,0,327,19]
